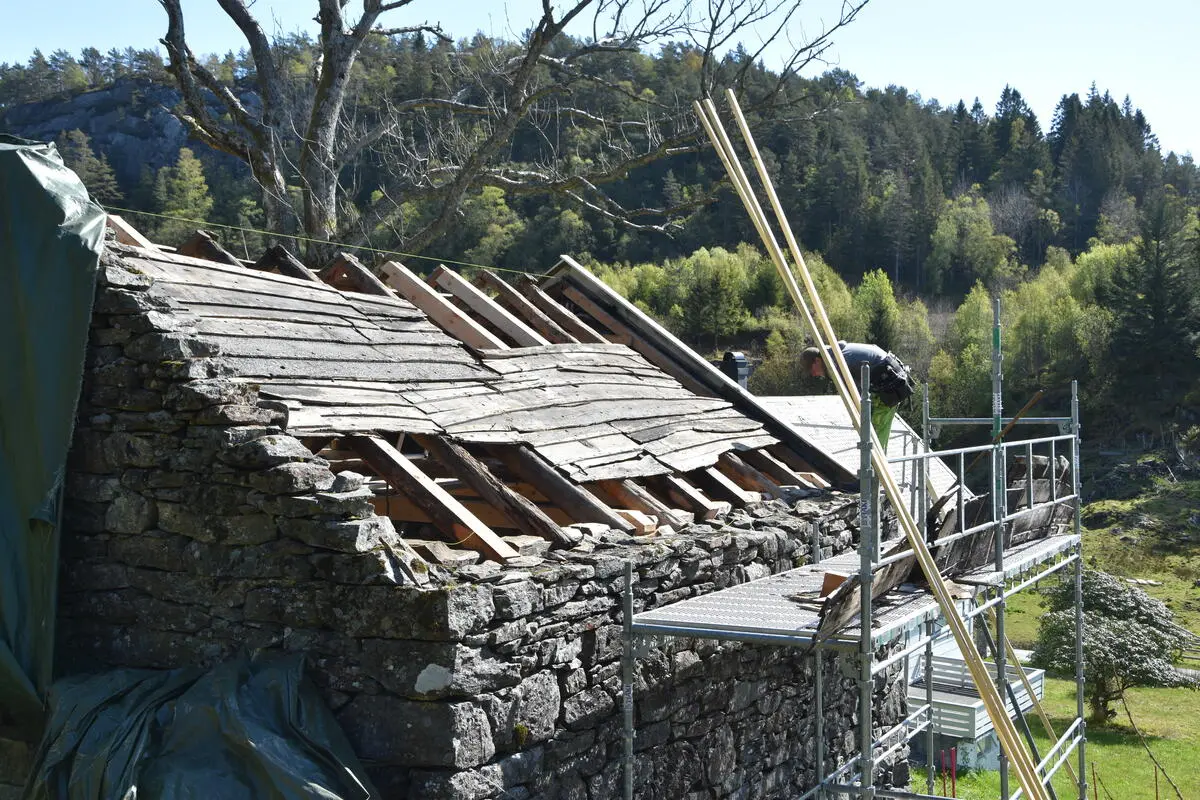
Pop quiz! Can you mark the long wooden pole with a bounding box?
[699,92,1051,800]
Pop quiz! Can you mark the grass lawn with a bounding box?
[910,453,1200,798]
[911,678,1200,799]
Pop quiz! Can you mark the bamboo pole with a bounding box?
[697,92,1052,800]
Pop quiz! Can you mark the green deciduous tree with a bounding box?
[1033,570,1198,725]
[926,190,1020,296]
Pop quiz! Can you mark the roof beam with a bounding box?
[253,244,322,283]
[177,230,243,266]
[414,434,576,548]
[106,214,159,250]
[321,252,393,296]
[430,266,550,347]
[474,271,579,344]
[485,444,634,533]
[594,479,692,530]
[716,451,787,500]
[381,261,508,350]
[349,434,518,563]
[517,277,608,344]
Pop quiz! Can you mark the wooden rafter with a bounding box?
[485,444,634,533]
[253,244,322,283]
[517,277,608,344]
[430,266,550,347]
[372,492,573,528]
[716,452,786,500]
[473,271,579,344]
[737,447,824,490]
[349,435,518,562]
[381,261,508,350]
[647,474,730,521]
[557,285,631,345]
[177,230,243,266]
[106,214,159,250]
[321,252,393,296]
[414,434,575,548]
[595,479,693,530]
[691,466,761,508]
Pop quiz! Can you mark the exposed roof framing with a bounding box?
[102,216,840,566]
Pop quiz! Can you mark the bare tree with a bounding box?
[159,0,868,264]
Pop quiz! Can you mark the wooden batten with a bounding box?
[516,278,608,344]
[690,466,761,508]
[176,230,243,266]
[716,452,786,499]
[431,266,550,347]
[486,444,634,533]
[253,244,322,283]
[321,252,393,296]
[349,435,518,562]
[414,434,575,548]
[473,271,579,344]
[647,474,729,521]
[595,479,693,530]
[381,261,508,350]
[106,214,160,250]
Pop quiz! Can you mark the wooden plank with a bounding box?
[381,260,508,350]
[106,214,158,249]
[647,475,729,521]
[176,229,243,266]
[321,252,394,296]
[431,266,550,347]
[414,434,575,548]
[253,244,322,283]
[558,285,632,345]
[595,479,692,530]
[716,451,787,500]
[474,271,578,344]
[486,444,634,533]
[517,278,608,344]
[690,467,761,508]
[350,435,517,562]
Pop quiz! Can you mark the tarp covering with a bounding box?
[23,652,378,799]
[0,136,106,733]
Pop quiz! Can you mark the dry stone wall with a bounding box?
[1,255,910,799]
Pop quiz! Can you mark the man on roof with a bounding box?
[799,342,916,451]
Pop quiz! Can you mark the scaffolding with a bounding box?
[620,301,1087,800]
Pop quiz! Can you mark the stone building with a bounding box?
[2,217,925,799]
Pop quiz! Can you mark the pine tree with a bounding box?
[55,129,123,205]
[152,148,214,245]
[1103,191,1198,413]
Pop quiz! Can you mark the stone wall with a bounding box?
[0,256,909,798]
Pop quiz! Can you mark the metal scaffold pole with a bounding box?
[815,650,825,800]
[858,367,876,799]
[1072,381,1088,800]
[992,298,1011,800]
[622,560,635,800]
[924,617,936,795]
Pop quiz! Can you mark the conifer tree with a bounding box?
[55,129,123,205]
[151,148,214,245]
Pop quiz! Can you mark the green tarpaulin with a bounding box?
[0,136,105,735]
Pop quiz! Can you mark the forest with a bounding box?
[2,22,1198,440]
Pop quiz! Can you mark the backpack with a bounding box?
[875,352,916,407]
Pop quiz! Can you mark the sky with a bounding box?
[2,0,1195,155]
